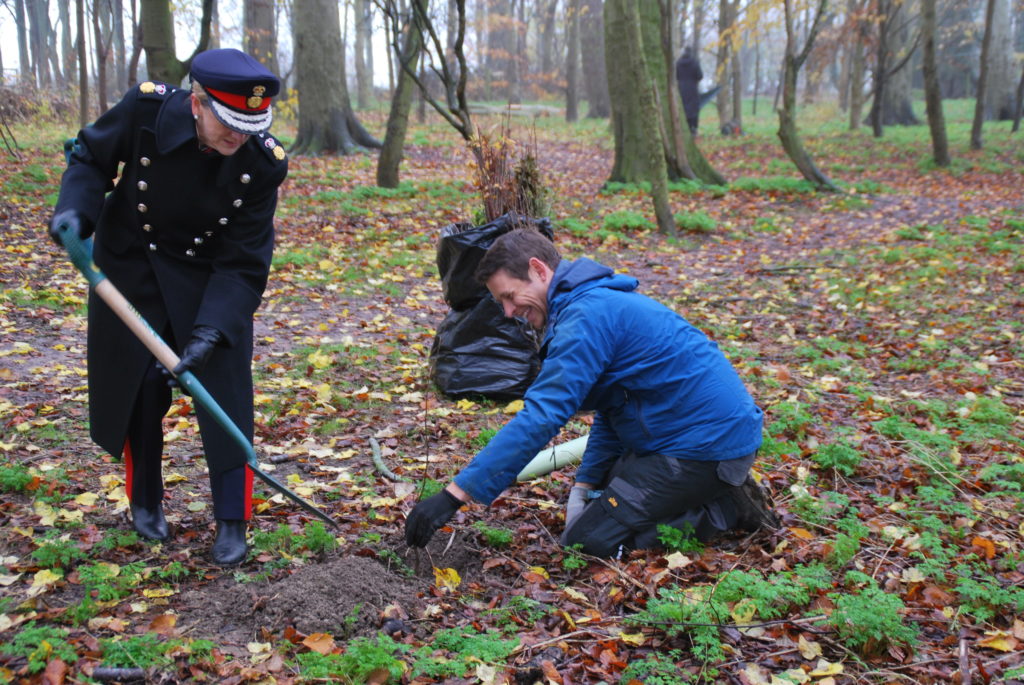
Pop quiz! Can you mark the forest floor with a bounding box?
[0,101,1023,684]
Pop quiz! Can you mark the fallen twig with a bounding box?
[92,666,147,682]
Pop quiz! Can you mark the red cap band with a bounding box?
[205,86,272,112]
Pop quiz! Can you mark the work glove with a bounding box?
[159,326,223,388]
[48,209,91,247]
[405,489,463,547]
[565,486,591,530]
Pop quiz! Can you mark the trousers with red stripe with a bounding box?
[124,360,252,520]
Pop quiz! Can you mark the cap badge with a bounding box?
[140,81,155,93]
[265,138,276,149]
[247,85,267,109]
[155,84,167,95]
[273,146,286,161]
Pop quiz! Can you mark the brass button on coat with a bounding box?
[186,249,196,257]
[137,203,148,213]
[219,217,228,225]
[233,199,242,207]
[137,181,148,191]
[142,224,152,232]
[194,237,204,245]
[140,157,151,166]
[148,243,157,251]
[240,174,251,184]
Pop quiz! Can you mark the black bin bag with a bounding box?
[430,213,554,399]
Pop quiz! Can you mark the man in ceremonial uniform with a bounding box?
[49,49,288,565]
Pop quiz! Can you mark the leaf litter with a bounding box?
[0,112,1022,683]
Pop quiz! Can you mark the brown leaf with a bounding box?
[42,659,68,685]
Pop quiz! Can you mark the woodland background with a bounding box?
[0,0,1023,684]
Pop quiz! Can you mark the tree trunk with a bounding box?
[565,0,581,122]
[878,10,918,127]
[920,0,948,166]
[128,0,143,86]
[292,0,382,155]
[693,0,704,54]
[28,0,51,87]
[658,0,695,180]
[77,0,88,125]
[715,0,735,126]
[140,0,214,84]
[984,0,1015,119]
[848,5,866,131]
[731,42,743,130]
[377,19,422,187]
[580,0,610,117]
[15,0,30,85]
[354,0,371,109]
[60,0,75,86]
[93,0,111,113]
[607,0,721,185]
[777,0,836,191]
[971,0,997,149]
[1012,63,1023,133]
[615,0,676,237]
[539,0,558,78]
[113,0,127,92]
[244,0,279,75]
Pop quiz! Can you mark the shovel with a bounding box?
[55,226,339,530]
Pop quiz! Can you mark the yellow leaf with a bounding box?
[302,632,336,655]
[187,501,207,512]
[528,566,550,579]
[789,527,815,540]
[730,598,757,624]
[33,500,57,525]
[165,472,187,484]
[308,349,333,369]
[977,631,1019,652]
[455,399,477,411]
[901,567,926,584]
[774,669,810,684]
[503,399,524,414]
[314,383,332,403]
[28,569,63,597]
[798,634,823,660]
[247,642,271,654]
[808,659,844,677]
[563,587,588,603]
[73,492,99,506]
[143,588,176,598]
[433,567,461,591]
[618,631,645,646]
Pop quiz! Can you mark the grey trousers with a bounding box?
[561,451,755,556]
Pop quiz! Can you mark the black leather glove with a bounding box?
[405,490,463,547]
[160,326,223,387]
[49,209,91,247]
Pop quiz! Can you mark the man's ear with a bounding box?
[528,257,553,283]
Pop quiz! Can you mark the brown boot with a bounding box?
[729,476,780,532]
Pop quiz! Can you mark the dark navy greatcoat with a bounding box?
[55,82,288,474]
[675,53,704,122]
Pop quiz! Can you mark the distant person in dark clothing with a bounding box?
[675,46,703,135]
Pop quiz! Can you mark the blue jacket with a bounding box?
[453,258,763,504]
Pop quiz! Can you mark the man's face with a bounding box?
[486,258,552,330]
[191,94,250,156]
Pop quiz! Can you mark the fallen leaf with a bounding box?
[799,634,823,660]
[302,632,336,655]
[434,567,461,591]
[976,631,1018,652]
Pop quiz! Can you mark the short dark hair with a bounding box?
[474,229,560,284]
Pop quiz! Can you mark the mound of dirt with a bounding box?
[177,555,422,649]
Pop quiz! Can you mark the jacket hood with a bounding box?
[548,258,637,315]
